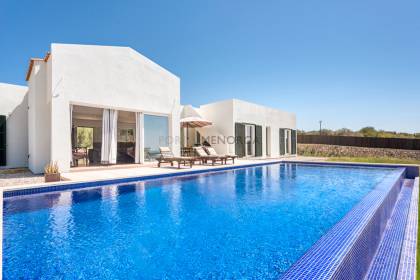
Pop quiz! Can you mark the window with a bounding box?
[245,124,255,156]
[144,114,169,161]
[118,128,135,143]
[266,127,271,156]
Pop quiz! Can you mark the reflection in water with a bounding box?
[165,181,182,224]
[117,184,137,195]
[50,192,73,240]
[50,192,74,257]
[101,185,119,217]
[72,188,103,204]
[4,192,62,214]
[135,181,146,207]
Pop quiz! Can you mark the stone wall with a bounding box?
[298,144,420,160]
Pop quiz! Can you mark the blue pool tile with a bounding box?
[281,168,405,279]
[365,179,413,279]
[397,177,419,280]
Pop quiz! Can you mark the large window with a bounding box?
[118,128,135,143]
[144,114,169,161]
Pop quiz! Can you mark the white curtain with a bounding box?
[101,109,118,164]
[135,112,143,163]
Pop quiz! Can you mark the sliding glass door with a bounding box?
[285,130,290,154]
[144,114,169,161]
[280,128,297,156]
[245,124,255,157]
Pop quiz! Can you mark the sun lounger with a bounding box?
[157,147,197,169]
[193,147,225,165]
[203,146,237,164]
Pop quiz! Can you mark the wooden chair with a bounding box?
[72,147,88,167]
[157,147,198,169]
[193,147,225,165]
[204,146,237,164]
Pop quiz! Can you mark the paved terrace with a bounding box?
[1,156,321,191]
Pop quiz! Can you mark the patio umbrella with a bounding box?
[180,105,212,146]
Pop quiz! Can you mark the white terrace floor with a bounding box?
[1,156,326,191]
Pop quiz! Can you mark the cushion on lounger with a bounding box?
[205,147,218,156]
[159,147,174,158]
[193,147,208,157]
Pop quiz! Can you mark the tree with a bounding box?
[77,127,93,148]
[359,127,377,137]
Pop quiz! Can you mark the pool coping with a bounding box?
[3,160,418,197]
[283,160,419,179]
[397,176,419,280]
[2,161,284,197]
[280,166,407,279]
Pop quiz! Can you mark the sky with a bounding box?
[0,0,419,133]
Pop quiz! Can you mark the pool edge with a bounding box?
[4,161,285,197]
[1,161,414,279]
[396,176,419,280]
[280,167,407,279]
[283,160,419,179]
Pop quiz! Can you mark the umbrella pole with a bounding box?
[186,123,189,147]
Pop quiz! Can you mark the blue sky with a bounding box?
[1,0,419,132]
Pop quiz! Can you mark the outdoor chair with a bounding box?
[72,147,89,167]
[193,146,225,165]
[203,146,237,164]
[157,147,198,169]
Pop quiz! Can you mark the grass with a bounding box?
[327,156,420,165]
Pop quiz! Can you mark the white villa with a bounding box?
[0,43,296,173]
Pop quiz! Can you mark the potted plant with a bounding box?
[44,162,61,182]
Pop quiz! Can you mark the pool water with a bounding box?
[3,163,400,279]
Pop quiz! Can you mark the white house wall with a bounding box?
[0,83,28,168]
[49,44,180,172]
[27,61,52,173]
[233,99,296,157]
[197,100,235,154]
[196,99,296,157]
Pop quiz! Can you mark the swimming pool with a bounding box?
[3,163,403,279]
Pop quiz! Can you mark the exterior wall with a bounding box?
[27,62,52,173]
[49,44,180,172]
[196,99,296,157]
[233,99,296,157]
[0,83,28,168]
[197,100,235,154]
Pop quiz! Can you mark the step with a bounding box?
[397,177,419,280]
[365,179,415,279]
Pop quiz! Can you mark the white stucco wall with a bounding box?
[48,43,180,172]
[197,99,296,157]
[233,99,296,157]
[0,83,28,168]
[197,100,235,154]
[27,61,52,173]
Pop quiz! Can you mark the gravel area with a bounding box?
[0,170,44,188]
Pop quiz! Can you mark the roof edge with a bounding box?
[25,52,50,81]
